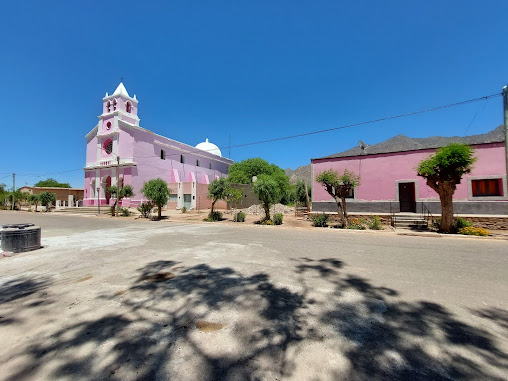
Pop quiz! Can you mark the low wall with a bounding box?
[312,201,508,215]
[309,213,508,230]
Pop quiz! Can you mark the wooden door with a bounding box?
[399,182,416,212]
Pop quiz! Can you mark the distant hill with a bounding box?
[285,164,312,185]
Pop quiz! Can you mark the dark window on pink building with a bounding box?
[180,155,185,164]
[196,159,199,166]
[113,100,117,111]
[103,139,113,154]
[209,163,212,169]
[106,101,111,112]
[126,102,131,113]
[161,150,165,160]
[472,179,502,197]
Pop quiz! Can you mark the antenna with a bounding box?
[359,140,369,155]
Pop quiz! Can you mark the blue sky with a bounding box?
[1,1,507,188]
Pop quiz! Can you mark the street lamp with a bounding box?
[97,187,100,215]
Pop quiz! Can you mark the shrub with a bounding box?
[118,207,131,217]
[273,213,283,225]
[181,206,188,213]
[348,218,366,230]
[233,211,246,222]
[312,213,329,227]
[204,211,223,222]
[454,217,473,230]
[137,202,154,218]
[458,227,489,236]
[368,215,383,230]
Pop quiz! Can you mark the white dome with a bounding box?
[195,138,222,157]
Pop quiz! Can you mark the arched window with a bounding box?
[113,99,117,111]
[126,102,131,113]
[106,101,111,113]
[180,155,185,164]
[103,139,113,154]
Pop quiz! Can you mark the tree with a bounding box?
[315,169,360,228]
[141,178,170,220]
[34,178,71,188]
[27,194,40,212]
[253,174,282,221]
[228,158,275,184]
[294,180,311,210]
[107,185,134,216]
[0,184,8,208]
[9,190,27,210]
[39,191,56,212]
[417,143,476,233]
[228,158,291,204]
[208,178,242,218]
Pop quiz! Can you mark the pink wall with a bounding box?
[312,142,506,202]
[86,135,97,164]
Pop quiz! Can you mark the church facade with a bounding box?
[83,83,232,209]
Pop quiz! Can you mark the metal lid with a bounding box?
[1,223,35,229]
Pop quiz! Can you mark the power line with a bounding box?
[463,97,489,137]
[221,93,502,150]
[11,168,83,177]
[4,92,502,175]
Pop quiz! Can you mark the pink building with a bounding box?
[84,83,233,208]
[311,127,508,215]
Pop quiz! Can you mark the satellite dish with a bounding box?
[359,140,366,150]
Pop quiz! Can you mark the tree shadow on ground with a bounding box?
[6,258,508,380]
[0,275,52,305]
[0,274,54,327]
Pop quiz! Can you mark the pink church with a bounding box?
[311,127,508,215]
[83,83,233,209]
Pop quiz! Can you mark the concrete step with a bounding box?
[395,222,428,229]
[54,207,111,215]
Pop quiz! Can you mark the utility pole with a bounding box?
[116,155,120,216]
[503,86,508,187]
[304,181,311,212]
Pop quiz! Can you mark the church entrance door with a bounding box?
[105,176,112,204]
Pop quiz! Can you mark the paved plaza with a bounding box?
[0,211,507,380]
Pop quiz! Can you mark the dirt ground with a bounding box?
[0,211,507,380]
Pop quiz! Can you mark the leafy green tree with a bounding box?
[39,191,56,212]
[27,194,40,212]
[228,158,291,204]
[228,158,275,184]
[141,178,171,220]
[294,180,311,209]
[8,190,27,210]
[106,185,134,217]
[0,184,8,207]
[253,174,282,221]
[34,178,71,188]
[208,178,242,218]
[417,143,476,233]
[315,169,360,228]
